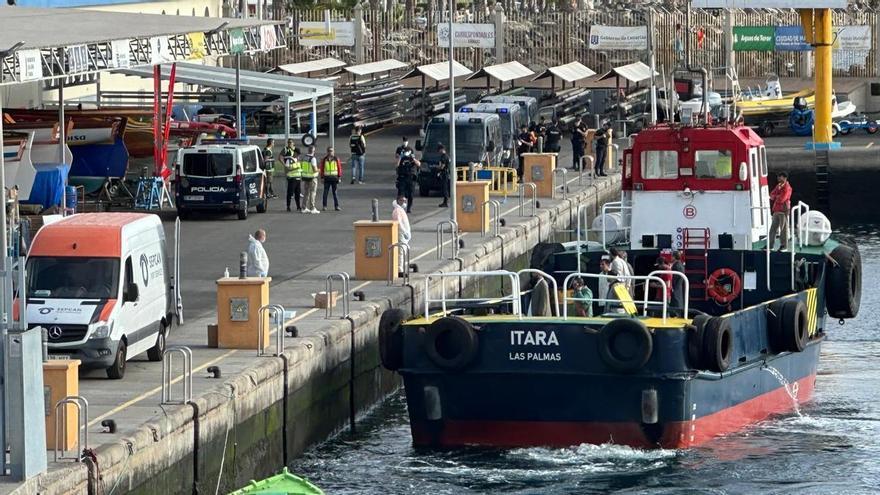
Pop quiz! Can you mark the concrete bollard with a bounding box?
[371,199,379,221]
[239,252,248,279]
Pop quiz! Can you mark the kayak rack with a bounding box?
[258,304,286,356]
[54,395,88,462]
[161,346,193,405]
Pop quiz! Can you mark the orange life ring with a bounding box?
[706,268,742,305]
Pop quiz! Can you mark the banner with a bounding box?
[588,26,648,50]
[187,32,207,60]
[774,26,810,52]
[835,25,871,51]
[437,23,495,48]
[732,26,774,51]
[298,21,355,47]
[150,36,172,64]
[111,40,131,69]
[229,28,246,55]
[693,0,846,7]
[17,50,42,82]
[65,45,89,74]
[260,25,278,51]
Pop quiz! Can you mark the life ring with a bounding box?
[825,244,862,319]
[706,268,742,305]
[701,317,733,372]
[424,316,479,371]
[597,319,653,373]
[379,309,406,371]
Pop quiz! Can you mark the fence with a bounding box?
[266,6,878,79]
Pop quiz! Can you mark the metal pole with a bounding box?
[448,6,457,223]
[284,96,291,144]
[59,79,67,215]
[648,8,657,125]
[0,93,7,477]
[329,93,335,150]
[235,54,243,138]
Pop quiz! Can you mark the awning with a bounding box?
[344,59,408,77]
[277,58,347,76]
[117,62,334,102]
[401,60,472,82]
[467,61,534,83]
[598,62,657,84]
[532,61,596,83]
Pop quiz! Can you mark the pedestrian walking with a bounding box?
[283,145,302,212]
[246,229,269,277]
[437,144,450,207]
[545,119,562,153]
[301,145,319,214]
[320,146,343,211]
[396,149,419,213]
[349,126,367,184]
[391,195,411,275]
[261,138,277,198]
[768,172,792,251]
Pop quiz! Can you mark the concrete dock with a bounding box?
[1,128,621,495]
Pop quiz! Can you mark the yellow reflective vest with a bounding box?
[323,159,339,177]
[300,157,317,179]
[285,158,301,178]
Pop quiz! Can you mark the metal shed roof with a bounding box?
[344,59,408,76]
[598,61,657,84]
[532,61,596,83]
[117,62,333,102]
[467,61,534,82]
[401,60,472,82]
[277,58,346,76]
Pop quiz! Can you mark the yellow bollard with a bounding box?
[216,277,271,349]
[43,359,80,450]
[353,220,399,280]
[456,181,491,232]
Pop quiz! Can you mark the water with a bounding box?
[295,226,880,494]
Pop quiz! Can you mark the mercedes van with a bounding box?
[480,95,539,124]
[175,141,269,220]
[415,113,503,196]
[26,213,182,379]
[461,102,522,169]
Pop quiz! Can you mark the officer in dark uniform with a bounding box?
[396,149,419,213]
[437,144,450,207]
[516,125,533,176]
[545,119,562,153]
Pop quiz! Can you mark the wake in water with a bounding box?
[762,364,803,417]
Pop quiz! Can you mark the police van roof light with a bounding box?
[460,108,473,112]
[468,118,483,123]
[497,108,509,114]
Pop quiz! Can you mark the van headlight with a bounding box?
[90,323,112,340]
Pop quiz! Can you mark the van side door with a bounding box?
[242,148,262,202]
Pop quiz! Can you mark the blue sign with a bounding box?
[774,26,811,52]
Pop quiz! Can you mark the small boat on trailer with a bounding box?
[378,120,862,449]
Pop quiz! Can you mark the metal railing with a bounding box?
[455,166,518,196]
[750,205,772,291]
[54,395,88,462]
[258,304,286,356]
[481,199,502,238]
[436,220,460,260]
[424,270,522,319]
[561,273,670,321]
[788,201,811,291]
[326,272,351,319]
[161,346,193,404]
[578,155,596,186]
[647,270,690,316]
[598,200,633,249]
[552,167,568,199]
[518,182,537,217]
[517,269,560,316]
[388,242,411,286]
[575,203,591,265]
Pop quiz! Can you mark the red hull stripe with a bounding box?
[411,374,816,449]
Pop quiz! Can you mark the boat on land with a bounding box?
[228,467,324,495]
[378,114,862,449]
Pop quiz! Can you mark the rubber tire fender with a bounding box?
[702,317,733,373]
[688,314,712,370]
[597,319,653,373]
[766,299,787,353]
[424,316,479,371]
[379,309,406,371]
[825,244,861,319]
[529,242,564,273]
[781,299,808,352]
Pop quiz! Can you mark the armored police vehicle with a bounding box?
[480,95,539,124]
[416,112,503,196]
[460,103,522,170]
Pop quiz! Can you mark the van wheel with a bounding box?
[256,196,268,213]
[107,340,127,379]
[237,202,248,220]
[147,323,167,362]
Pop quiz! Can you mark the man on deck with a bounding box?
[768,172,792,251]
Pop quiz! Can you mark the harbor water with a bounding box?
[294,226,880,495]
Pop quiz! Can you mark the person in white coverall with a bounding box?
[391,195,411,274]
[247,229,270,277]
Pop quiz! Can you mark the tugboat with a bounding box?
[378,113,862,449]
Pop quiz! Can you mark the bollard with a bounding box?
[537,136,544,154]
[239,252,248,279]
[371,198,379,221]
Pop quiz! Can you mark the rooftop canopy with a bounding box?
[467,61,534,83]
[532,61,596,83]
[598,61,657,85]
[0,6,283,85]
[401,60,472,82]
[344,59,408,77]
[277,57,347,76]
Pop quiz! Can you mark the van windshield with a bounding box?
[424,123,486,162]
[27,257,120,299]
[182,153,234,177]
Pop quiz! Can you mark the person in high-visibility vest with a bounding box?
[283,145,302,212]
[319,146,343,211]
[300,146,320,214]
[261,138,277,198]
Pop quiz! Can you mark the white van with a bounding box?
[26,213,182,379]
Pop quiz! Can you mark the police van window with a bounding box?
[694,149,733,179]
[640,150,678,179]
[242,150,259,173]
[182,153,234,177]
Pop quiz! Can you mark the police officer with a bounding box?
[545,119,562,153]
[536,116,548,147]
[283,146,302,212]
[349,126,366,184]
[594,124,610,177]
[396,149,419,213]
[516,125,533,176]
[395,136,413,161]
[437,144,450,208]
[262,138,277,198]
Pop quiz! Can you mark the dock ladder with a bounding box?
[680,227,711,302]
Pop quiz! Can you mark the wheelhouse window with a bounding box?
[640,150,678,179]
[694,150,733,179]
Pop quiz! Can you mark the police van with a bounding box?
[26,213,182,379]
[415,112,503,196]
[480,95,539,125]
[460,102,522,169]
[175,141,269,220]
